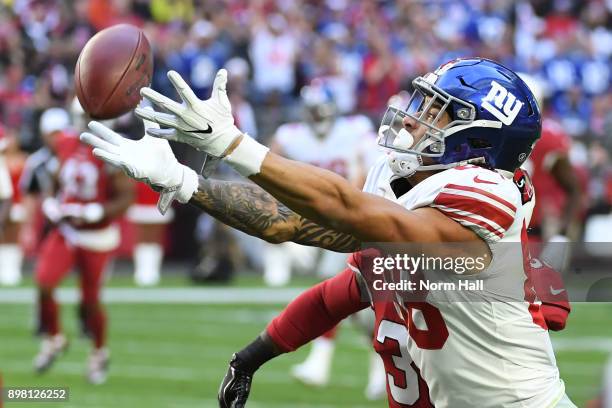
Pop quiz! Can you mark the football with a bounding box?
[74,24,153,120]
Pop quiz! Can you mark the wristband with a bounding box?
[224,134,269,177]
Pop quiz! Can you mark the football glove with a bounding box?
[41,197,63,224]
[218,354,253,408]
[60,202,105,225]
[136,70,269,177]
[79,114,198,214]
[135,69,241,157]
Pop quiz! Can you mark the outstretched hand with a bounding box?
[135,69,243,158]
[79,114,198,214]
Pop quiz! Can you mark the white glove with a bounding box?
[42,197,62,224]
[60,202,105,224]
[79,116,198,214]
[135,69,241,157]
[135,70,269,177]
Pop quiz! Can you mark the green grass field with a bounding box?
[1,273,610,408]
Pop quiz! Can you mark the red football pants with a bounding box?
[35,229,111,348]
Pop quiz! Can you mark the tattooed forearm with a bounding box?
[189,177,360,253]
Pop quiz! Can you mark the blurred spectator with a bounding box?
[149,0,193,24]
[178,19,231,99]
[225,57,257,139]
[249,13,297,101]
[358,29,401,120]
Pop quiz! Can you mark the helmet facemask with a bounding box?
[305,102,336,136]
[378,75,477,177]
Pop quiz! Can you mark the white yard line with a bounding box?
[552,337,612,352]
[0,287,304,304]
[2,360,365,389]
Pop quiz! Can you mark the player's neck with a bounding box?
[390,170,439,198]
[407,169,438,185]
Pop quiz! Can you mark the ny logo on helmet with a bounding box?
[482,81,524,126]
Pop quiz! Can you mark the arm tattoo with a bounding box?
[189,177,360,253]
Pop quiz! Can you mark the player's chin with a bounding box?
[420,156,437,166]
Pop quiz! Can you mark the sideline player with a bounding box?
[519,74,582,244]
[33,112,134,384]
[82,58,577,406]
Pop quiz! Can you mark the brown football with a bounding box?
[75,24,153,120]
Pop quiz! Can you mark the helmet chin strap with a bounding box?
[386,151,486,179]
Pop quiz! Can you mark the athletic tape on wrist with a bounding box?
[224,134,269,177]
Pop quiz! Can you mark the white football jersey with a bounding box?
[274,115,378,180]
[362,158,567,408]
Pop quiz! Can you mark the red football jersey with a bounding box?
[135,181,160,206]
[54,131,113,228]
[373,300,434,408]
[526,119,571,229]
[349,252,434,408]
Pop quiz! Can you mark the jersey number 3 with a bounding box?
[377,320,422,406]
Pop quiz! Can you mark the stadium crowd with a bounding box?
[0,0,610,274]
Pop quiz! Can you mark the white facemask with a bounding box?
[386,151,423,178]
[386,150,489,179]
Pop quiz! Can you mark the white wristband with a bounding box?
[224,134,269,177]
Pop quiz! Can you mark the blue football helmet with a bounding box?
[378,58,541,177]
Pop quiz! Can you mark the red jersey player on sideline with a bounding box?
[518,74,582,243]
[33,122,134,384]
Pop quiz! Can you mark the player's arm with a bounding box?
[80,119,360,252]
[190,177,359,251]
[251,152,463,243]
[218,267,368,407]
[135,70,479,245]
[103,170,135,219]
